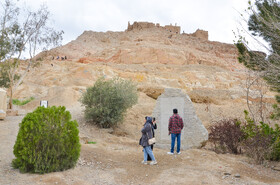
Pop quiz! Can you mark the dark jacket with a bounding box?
[140,118,153,147]
[150,122,157,137]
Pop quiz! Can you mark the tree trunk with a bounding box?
[8,87,13,109]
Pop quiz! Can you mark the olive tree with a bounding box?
[81,77,138,128]
[0,0,63,109]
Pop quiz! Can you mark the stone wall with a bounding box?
[127,22,209,40]
[127,22,156,31]
[127,21,181,34]
[190,29,208,40]
[164,25,180,34]
[152,88,208,150]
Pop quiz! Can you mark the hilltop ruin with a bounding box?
[126,21,208,40]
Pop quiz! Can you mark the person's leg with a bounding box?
[147,154,151,161]
[177,133,181,153]
[146,146,156,161]
[147,144,153,161]
[170,133,176,153]
[143,147,148,162]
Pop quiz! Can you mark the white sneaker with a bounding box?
[150,161,157,165]
[141,160,147,165]
[167,152,174,155]
[177,152,181,155]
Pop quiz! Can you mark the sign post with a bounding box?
[40,100,48,108]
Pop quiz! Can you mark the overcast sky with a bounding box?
[18,0,250,46]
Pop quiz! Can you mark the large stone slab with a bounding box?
[153,88,208,150]
[0,88,7,119]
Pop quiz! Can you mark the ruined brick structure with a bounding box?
[127,21,180,34]
[190,29,208,40]
[126,21,208,40]
[164,24,180,34]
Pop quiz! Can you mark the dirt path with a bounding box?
[1,114,280,185]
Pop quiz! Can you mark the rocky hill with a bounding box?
[14,21,276,129]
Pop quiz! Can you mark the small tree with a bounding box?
[0,0,63,109]
[240,70,273,123]
[81,77,138,128]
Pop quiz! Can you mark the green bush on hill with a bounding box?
[81,77,138,128]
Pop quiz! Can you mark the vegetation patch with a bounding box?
[208,111,280,164]
[208,119,244,154]
[87,141,97,144]
[81,77,138,128]
[12,97,35,106]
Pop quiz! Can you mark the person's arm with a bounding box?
[141,123,151,134]
[153,123,157,129]
[168,118,172,135]
[180,118,184,129]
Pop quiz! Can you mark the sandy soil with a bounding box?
[1,105,280,185]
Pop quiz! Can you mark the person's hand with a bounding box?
[168,131,171,135]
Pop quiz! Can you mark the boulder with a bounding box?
[153,88,208,150]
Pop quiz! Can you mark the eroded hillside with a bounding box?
[15,22,275,128]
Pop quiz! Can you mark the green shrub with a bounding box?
[12,106,81,174]
[241,110,280,163]
[270,103,280,120]
[13,97,35,106]
[81,77,138,128]
[242,128,273,164]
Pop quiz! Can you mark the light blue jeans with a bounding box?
[171,133,181,153]
[143,146,156,161]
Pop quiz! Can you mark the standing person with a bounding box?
[147,117,157,161]
[167,108,184,155]
[140,117,157,165]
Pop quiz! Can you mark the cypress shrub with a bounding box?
[12,106,81,173]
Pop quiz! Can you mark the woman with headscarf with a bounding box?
[139,116,157,165]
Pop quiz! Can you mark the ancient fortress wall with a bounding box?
[126,21,207,40]
[126,21,180,33]
[189,29,208,40]
[164,25,180,33]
